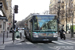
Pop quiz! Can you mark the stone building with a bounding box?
[49,0,75,31]
[0,0,12,33]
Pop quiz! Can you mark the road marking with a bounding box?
[0,45,5,49]
[52,41,65,45]
[5,41,13,45]
[58,40,74,45]
[25,42,33,44]
[15,43,22,45]
[65,41,75,44]
[52,40,75,45]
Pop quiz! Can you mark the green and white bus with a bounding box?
[24,14,58,42]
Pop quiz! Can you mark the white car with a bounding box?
[18,28,25,38]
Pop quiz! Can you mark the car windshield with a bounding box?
[33,15,57,31]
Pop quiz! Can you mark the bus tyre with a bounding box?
[50,41,52,43]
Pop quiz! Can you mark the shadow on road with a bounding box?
[21,37,53,44]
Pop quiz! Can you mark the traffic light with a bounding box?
[0,2,2,8]
[14,5,18,13]
[14,20,17,23]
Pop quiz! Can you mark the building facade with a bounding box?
[0,0,12,33]
[49,0,75,31]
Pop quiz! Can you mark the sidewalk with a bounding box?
[0,32,12,43]
[0,32,23,49]
[65,34,75,40]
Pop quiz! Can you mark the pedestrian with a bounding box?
[15,29,20,38]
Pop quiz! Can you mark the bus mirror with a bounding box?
[30,19,33,22]
[32,16,36,20]
[32,16,37,22]
[34,19,37,22]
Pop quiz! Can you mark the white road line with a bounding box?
[65,41,75,44]
[52,41,65,45]
[25,42,33,44]
[0,45,5,49]
[5,41,13,45]
[58,40,74,45]
[15,43,22,45]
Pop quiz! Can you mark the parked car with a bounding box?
[18,28,25,38]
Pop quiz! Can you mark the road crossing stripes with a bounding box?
[52,41,64,45]
[1,39,75,49]
[0,45,5,49]
[24,40,75,45]
[1,40,75,49]
[25,42,33,44]
[3,40,75,45]
[57,41,74,45]
[64,40,75,45]
[52,40,75,45]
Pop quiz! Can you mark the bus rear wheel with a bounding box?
[25,33,28,39]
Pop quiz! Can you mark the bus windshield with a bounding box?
[33,15,57,31]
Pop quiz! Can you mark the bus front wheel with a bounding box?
[50,41,52,43]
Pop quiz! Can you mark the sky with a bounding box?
[12,0,50,21]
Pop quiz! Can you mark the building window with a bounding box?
[71,0,73,1]
[62,6,64,8]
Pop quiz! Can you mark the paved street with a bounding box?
[3,38,75,50]
[0,33,75,50]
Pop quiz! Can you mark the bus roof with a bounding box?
[25,14,56,21]
[32,14,56,16]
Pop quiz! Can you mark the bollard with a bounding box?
[12,29,15,42]
[3,31,5,44]
[7,31,8,38]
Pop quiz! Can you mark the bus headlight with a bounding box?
[53,33,58,37]
[33,33,39,38]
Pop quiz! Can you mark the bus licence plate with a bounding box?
[43,39,49,41]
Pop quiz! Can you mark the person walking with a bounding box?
[15,29,20,39]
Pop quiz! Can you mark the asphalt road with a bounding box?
[0,31,75,50]
[3,37,75,50]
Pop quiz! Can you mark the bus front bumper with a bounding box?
[32,37,58,41]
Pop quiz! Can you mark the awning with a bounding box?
[0,16,8,21]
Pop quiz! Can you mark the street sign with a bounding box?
[9,23,11,25]
[0,2,2,8]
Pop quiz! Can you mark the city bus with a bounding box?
[24,14,58,42]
